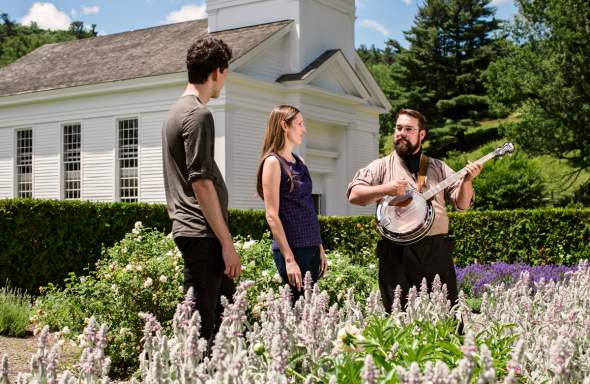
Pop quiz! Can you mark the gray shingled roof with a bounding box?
[276,49,339,82]
[0,19,293,97]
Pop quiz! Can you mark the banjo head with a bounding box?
[376,189,434,244]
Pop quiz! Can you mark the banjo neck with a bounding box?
[421,152,496,201]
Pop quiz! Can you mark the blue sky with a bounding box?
[0,0,518,49]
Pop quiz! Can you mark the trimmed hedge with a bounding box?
[450,209,590,266]
[0,199,170,294]
[1,198,589,293]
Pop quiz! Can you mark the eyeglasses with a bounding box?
[395,125,420,134]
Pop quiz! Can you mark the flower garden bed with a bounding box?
[2,224,589,383]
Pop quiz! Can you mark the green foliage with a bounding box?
[390,0,501,120]
[0,284,32,337]
[451,208,590,266]
[2,199,590,294]
[318,251,378,306]
[445,144,548,210]
[484,0,590,175]
[228,209,269,239]
[0,199,170,294]
[318,215,376,260]
[237,234,378,322]
[356,43,397,66]
[425,121,501,157]
[33,226,377,375]
[387,0,503,155]
[356,41,402,139]
[34,223,183,376]
[323,316,516,382]
[0,13,97,68]
[234,234,283,321]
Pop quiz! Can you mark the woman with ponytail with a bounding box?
[256,105,327,302]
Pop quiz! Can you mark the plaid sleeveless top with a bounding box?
[270,153,322,251]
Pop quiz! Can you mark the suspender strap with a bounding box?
[417,154,429,192]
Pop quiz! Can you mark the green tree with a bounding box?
[485,0,590,185]
[0,15,97,68]
[389,0,503,156]
[357,40,403,142]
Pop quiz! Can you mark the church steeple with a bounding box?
[206,0,356,73]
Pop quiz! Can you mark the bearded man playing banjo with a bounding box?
[347,108,483,312]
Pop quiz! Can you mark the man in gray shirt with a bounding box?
[162,37,241,344]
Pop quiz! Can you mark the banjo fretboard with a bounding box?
[421,152,496,201]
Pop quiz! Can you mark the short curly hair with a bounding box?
[186,37,232,84]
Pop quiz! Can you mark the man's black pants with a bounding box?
[174,237,236,343]
[377,234,458,313]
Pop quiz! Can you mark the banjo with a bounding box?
[376,142,515,244]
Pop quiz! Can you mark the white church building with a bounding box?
[0,0,390,215]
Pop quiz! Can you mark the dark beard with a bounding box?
[394,138,420,157]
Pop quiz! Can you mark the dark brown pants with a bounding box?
[174,237,236,344]
[377,235,458,313]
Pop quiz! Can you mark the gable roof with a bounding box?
[0,19,293,97]
[276,49,340,82]
[277,49,391,111]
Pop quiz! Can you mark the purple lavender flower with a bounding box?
[456,262,577,297]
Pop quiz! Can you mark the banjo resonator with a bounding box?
[376,142,515,244]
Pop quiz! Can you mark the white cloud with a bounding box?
[491,0,511,4]
[165,4,207,24]
[81,6,100,15]
[21,2,71,30]
[356,0,368,9]
[70,8,77,17]
[402,0,412,5]
[358,19,391,36]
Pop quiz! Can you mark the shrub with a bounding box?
[33,222,183,376]
[318,216,376,262]
[0,284,32,337]
[33,225,377,376]
[451,208,590,266]
[317,250,378,306]
[445,145,548,210]
[0,199,170,294]
[2,199,590,292]
[19,264,590,383]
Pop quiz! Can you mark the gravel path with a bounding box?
[0,332,79,381]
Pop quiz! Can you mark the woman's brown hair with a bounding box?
[256,105,301,199]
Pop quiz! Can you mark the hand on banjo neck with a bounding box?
[386,151,488,208]
[376,142,515,244]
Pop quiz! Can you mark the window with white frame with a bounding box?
[63,123,81,199]
[312,193,323,215]
[16,129,33,198]
[118,118,139,202]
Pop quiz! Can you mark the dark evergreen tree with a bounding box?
[389,0,503,156]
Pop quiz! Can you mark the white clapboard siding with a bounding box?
[81,117,115,201]
[139,111,166,202]
[0,128,13,198]
[237,37,285,82]
[306,121,341,153]
[33,123,60,199]
[348,128,378,216]
[229,108,266,209]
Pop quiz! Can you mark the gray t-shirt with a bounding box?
[162,95,228,239]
